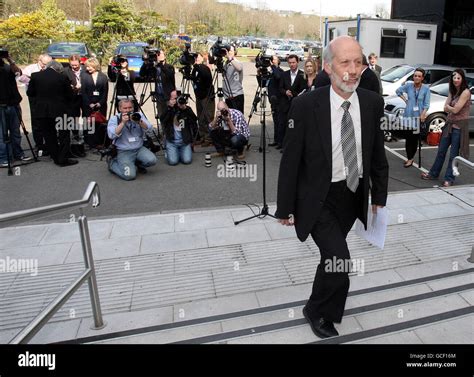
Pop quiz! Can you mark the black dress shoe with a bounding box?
[275,144,282,150]
[302,307,339,338]
[136,166,147,174]
[268,142,278,147]
[57,159,78,167]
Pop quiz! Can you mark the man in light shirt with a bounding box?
[20,54,52,154]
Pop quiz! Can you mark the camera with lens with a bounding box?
[142,46,160,64]
[179,43,198,66]
[208,37,231,68]
[177,95,188,105]
[255,50,272,70]
[120,112,141,122]
[130,112,141,122]
[99,145,117,159]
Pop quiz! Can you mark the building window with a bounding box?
[417,30,431,39]
[329,28,336,41]
[380,28,406,58]
[348,27,358,38]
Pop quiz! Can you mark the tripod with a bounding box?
[234,74,275,225]
[1,105,37,176]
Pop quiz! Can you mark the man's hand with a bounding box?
[286,90,293,97]
[371,204,384,214]
[278,214,295,226]
[121,113,130,124]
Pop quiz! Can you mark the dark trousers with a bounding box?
[225,94,244,114]
[404,130,419,160]
[210,128,247,154]
[306,179,360,323]
[270,102,280,143]
[277,108,289,146]
[38,117,70,164]
[196,96,215,141]
[28,97,46,150]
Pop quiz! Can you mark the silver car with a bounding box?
[274,45,305,61]
[383,73,474,135]
[381,64,454,97]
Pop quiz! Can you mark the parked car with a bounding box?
[274,44,305,61]
[381,64,454,97]
[383,73,474,136]
[47,42,96,66]
[108,42,149,82]
[268,39,283,50]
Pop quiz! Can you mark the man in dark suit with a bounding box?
[27,61,76,166]
[359,55,382,94]
[63,55,85,141]
[277,54,306,150]
[368,53,383,94]
[275,36,389,338]
[268,55,284,147]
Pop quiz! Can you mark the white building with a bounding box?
[323,17,438,69]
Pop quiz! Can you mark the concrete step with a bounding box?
[8,260,468,345]
[1,215,472,333]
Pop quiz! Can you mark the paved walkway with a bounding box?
[0,185,472,344]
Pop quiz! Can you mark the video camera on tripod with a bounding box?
[208,37,231,71]
[255,49,273,79]
[179,43,197,80]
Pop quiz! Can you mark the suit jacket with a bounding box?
[279,69,306,112]
[63,66,85,116]
[275,86,389,242]
[359,67,382,94]
[314,69,331,89]
[81,71,109,117]
[26,68,73,119]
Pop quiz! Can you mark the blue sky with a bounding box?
[218,0,393,17]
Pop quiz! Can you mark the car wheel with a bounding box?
[426,113,446,133]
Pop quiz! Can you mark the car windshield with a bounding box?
[48,44,86,55]
[381,66,414,83]
[278,45,291,51]
[118,45,145,56]
[430,83,449,97]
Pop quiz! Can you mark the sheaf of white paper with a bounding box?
[355,207,388,250]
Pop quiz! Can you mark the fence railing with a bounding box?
[0,182,106,344]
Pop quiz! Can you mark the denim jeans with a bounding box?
[166,141,192,166]
[109,146,157,180]
[210,130,248,154]
[428,128,461,183]
[0,105,24,164]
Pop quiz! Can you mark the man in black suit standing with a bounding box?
[368,53,383,94]
[63,55,85,141]
[27,61,76,166]
[275,36,388,338]
[277,54,305,150]
[359,55,382,94]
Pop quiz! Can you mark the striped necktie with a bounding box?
[341,101,359,193]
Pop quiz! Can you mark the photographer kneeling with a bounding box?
[161,90,197,166]
[107,99,157,180]
[209,102,250,160]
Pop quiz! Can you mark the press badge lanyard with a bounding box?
[413,86,421,113]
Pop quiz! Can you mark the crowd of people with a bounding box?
[0,44,471,186]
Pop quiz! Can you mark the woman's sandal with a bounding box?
[442,181,453,187]
[403,160,414,168]
[421,173,436,180]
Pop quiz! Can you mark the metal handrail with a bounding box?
[0,182,106,344]
[452,156,474,176]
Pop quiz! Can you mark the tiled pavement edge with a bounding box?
[0,186,472,344]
